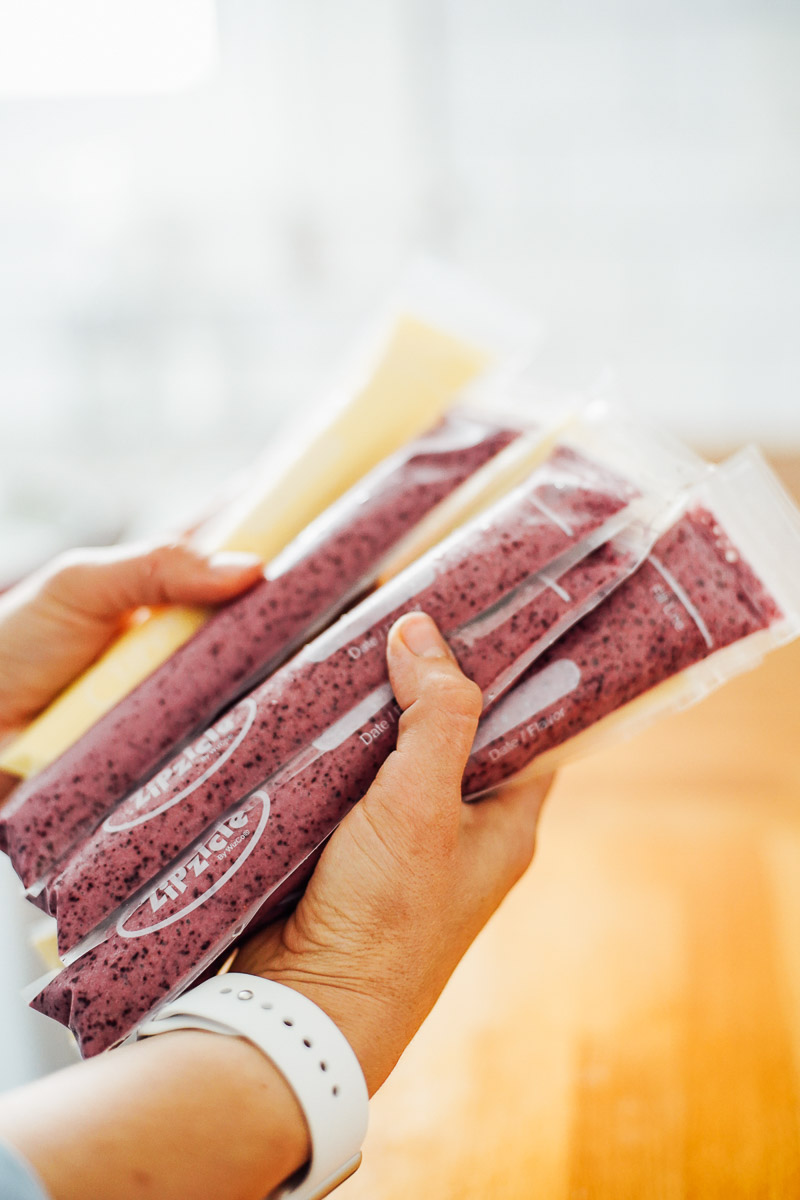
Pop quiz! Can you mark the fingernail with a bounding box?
[207,551,262,573]
[398,612,449,659]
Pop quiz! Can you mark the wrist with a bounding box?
[141,1028,311,1188]
[138,975,369,1199]
[232,948,401,1096]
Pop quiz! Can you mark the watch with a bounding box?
[137,973,369,1199]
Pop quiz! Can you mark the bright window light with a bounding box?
[0,0,218,97]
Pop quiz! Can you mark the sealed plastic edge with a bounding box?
[451,353,541,413]
[564,409,710,503]
[693,447,800,623]
[391,257,540,358]
[454,360,588,430]
[23,968,61,1006]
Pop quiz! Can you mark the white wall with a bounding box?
[0,3,798,465]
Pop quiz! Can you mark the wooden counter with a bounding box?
[340,467,800,1199]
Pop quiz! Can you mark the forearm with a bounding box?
[0,1030,310,1200]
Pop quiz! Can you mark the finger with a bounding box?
[460,772,555,905]
[360,613,482,847]
[44,543,264,619]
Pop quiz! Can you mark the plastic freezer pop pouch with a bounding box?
[461,447,800,796]
[21,402,570,905]
[34,535,669,1053]
[0,260,531,788]
[0,407,527,892]
[32,424,700,1025]
[25,403,569,918]
[43,414,700,957]
[47,520,654,960]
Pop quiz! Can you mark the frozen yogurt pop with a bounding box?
[48,410,698,953]
[0,412,519,889]
[33,524,656,1050]
[462,448,800,795]
[0,304,497,787]
[43,415,703,954]
[48,522,648,957]
[32,452,799,1055]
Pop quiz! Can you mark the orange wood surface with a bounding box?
[339,531,800,1197]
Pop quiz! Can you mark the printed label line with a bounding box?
[529,494,574,537]
[649,555,714,650]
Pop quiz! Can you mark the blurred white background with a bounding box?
[1,0,799,1090]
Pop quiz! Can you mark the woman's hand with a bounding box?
[236,611,552,1095]
[0,542,262,736]
[0,608,550,1199]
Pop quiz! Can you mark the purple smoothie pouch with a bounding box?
[0,410,521,890]
[33,526,652,1052]
[46,442,655,956]
[32,688,402,1057]
[49,521,651,957]
[31,451,800,1056]
[462,449,800,795]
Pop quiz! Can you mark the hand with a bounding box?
[235,611,553,1095]
[0,542,263,736]
[0,610,550,1199]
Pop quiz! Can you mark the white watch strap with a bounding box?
[137,973,369,1200]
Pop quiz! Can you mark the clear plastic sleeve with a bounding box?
[0,259,530,785]
[0,410,529,891]
[33,425,700,1038]
[462,447,800,794]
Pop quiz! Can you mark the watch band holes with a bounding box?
[320,1061,328,1072]
[303,1038,312,1048]
[220,987,232,995]
[237,990,254,1001]
[283,1018,294,1027]
[260,1002,273,1010]
[332,1085,339,1097]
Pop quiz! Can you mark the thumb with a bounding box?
[44,542,264,619]
[362,613,482,848]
